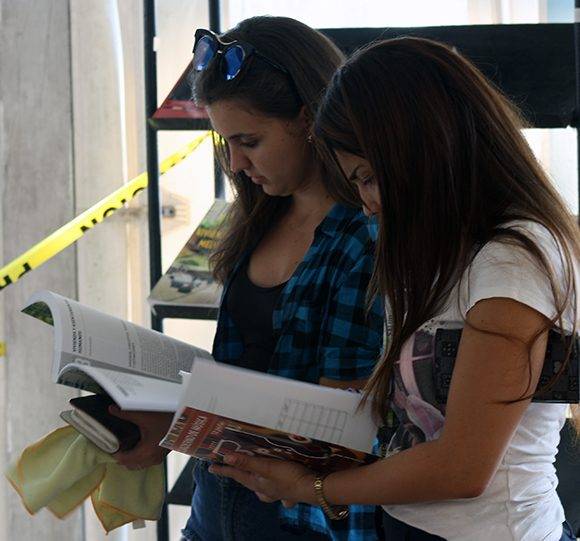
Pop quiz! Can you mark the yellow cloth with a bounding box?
[5,426,165,532]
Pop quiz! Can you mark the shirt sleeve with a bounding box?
[462,222,578,332]
[318,240,384,381]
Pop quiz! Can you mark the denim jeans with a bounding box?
[181,461,330,541]
[560,520,576,541]
[382,512,577,541]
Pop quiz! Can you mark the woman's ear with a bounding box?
[297,105,313,132]
[294,105,315,144]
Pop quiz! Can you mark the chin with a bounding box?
[261,185,281,196]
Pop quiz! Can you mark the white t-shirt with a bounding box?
[382,221,578,541]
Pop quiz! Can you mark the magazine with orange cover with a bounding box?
[162,408,377,473]
[160,360,379,473]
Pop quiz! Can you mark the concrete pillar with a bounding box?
[1,1,216,539]
[0,1,84,539]
[69,1,153,540]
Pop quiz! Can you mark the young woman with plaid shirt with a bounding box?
[111,16,385,541]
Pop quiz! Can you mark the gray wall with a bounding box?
[0,0,83,538]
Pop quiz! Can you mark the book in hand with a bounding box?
[160,360,380,474]
[148,200,230,320]
[60,394,141,454]
[22,290,214,412]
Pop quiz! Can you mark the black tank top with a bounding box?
[226,260,288,372]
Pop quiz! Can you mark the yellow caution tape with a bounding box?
[0,132,210,291]
[0,342,5,357]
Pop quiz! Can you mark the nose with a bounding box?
[229,146,251,175]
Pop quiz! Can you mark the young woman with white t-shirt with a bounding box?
[208,37,580,541]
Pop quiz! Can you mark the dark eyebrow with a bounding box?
[348,165,362,182]
[225,132,256,142]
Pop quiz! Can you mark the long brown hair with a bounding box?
[315,37,580,427]
[192,16,360,282]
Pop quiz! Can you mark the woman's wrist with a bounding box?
[298,470,344,508]
[298,472,319,505]
[312,473,349,520]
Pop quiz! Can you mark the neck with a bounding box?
[289,170,335,222]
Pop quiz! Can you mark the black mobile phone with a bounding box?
[62,394,141,453]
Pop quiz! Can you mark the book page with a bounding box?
[57,363,184,411]
[22,290,213,383]
[172,360,378,453]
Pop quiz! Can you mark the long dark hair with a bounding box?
[315,37,580,427]
[192,16,359,282]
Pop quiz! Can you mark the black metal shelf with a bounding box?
[148,118,211,131]
[166,459,196,506]
[151,305,219,321]
[150,23,577,133]
[322,23,576,129]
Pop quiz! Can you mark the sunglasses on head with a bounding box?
[192,28,290,81]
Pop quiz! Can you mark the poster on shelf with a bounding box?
[148,200,230,319]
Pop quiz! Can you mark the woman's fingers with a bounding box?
[221,453,275,476]
[114,444,169,468]
[209,464,264,493]
[209,453,316,505]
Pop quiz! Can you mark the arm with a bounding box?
[319,377,367,390]
[211,297,549,506]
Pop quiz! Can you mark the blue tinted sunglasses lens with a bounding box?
[194,36,217,71]
[223,45,245,80]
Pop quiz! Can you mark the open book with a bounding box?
[22,290,214,412]
[148,200,230,320]
[160,360,380,473]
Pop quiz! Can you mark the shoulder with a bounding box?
[473,220,571,279]
[464,220,578,330]
[319,204,376,257]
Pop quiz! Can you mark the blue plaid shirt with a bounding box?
[212,203,383,541]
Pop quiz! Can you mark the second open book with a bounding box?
[23,290,379,471]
